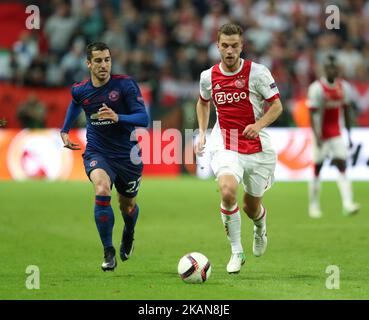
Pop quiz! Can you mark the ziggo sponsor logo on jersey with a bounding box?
[214,91,247,104]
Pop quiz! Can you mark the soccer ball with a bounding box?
[177,252,211,284]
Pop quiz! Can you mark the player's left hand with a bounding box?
[97,103,118,122]
[243,123,261,139]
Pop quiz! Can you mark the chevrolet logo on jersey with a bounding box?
[91,120,114,125]
[90,113,114,125]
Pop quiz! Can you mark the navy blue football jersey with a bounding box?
[62,75,149,159]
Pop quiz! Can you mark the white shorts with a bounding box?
[313,135,348,163]
[210,149,277,197]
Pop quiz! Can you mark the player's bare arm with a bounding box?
[243,98,283,139]
[195,97,210,155]
[309,108,322,147]
[343,104,353,148]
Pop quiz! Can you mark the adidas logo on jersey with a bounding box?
[214,83,221,90]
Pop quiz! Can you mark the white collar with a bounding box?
[219,58,244,76]
[320,77,338,87]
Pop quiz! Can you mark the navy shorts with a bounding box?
[83,152,143,198]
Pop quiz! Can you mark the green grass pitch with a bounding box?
[0,177,368,300]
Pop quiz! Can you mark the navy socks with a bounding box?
[123,204,139,233]
[94,195,115,248]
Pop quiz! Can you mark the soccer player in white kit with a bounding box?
[195,23,283,273]
[307,55,360,218]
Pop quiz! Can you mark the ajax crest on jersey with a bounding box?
[235,79,245,88]
[177,252,211,284]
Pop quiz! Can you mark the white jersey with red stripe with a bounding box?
[199,58,280,155]
[307,77,352,140]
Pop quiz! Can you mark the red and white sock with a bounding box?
[253,205,266,234]
[220,203,243,254]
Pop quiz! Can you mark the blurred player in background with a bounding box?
[195,23,283,273]
[60,42,149,271]
[307,55,360,218]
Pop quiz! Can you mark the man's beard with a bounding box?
[224,56,239,69]
[95,71,109,81]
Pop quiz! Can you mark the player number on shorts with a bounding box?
[126,177,141,193]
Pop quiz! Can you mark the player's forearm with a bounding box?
[61,101,82,133]
[309,112,321,140]
[196,99,210,135]
[256,99,283,129]
[343,105,352,132]
[117,112,149,127]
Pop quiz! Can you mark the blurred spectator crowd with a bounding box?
[4,0,369,127]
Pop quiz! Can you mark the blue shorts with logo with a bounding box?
[83,152,143,198]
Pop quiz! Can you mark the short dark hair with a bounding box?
[86,42,111,61]
[217,23,243,42]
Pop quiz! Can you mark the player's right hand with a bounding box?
[195,133,206,156]
[243,123,261,139]
[60,132,81,150]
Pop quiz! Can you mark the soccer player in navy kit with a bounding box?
[60,42,149,271]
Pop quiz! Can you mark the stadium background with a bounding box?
[1,0,369,180]
[1,0,369,300]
